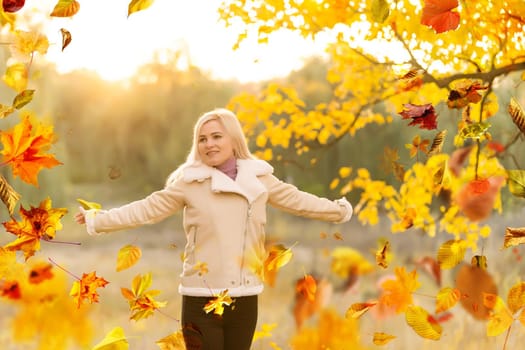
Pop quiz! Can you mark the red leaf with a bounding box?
[421,0,460,33]
[399,103,438,130]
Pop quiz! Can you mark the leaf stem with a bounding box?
[48,257,81,280]
[156,308,180,323]
[42,237,81,246]
[502,323,512,350]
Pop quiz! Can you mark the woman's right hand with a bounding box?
[74,207,86,224]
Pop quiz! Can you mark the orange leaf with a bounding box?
[293,278,332,329]
[455,263,497,320]
[2,197,68,260]
[455,176,505,222]
[375,241,390,269]
[263,243,294,286]
[203,289,234,316]
[50,0,80,17]
[421,0,460,34]
[405,305,442,340]
[0,280,21,300]
[69,271,109,308]
[116,244,142,272]
[483,293,513,336]
[121,272,167,320]
[0,114,62,186]
[372,332,396,345]
[345,301,378,319]
[60,28,72,51]
[379,267,421,313]
[28,261,54,284]
[507,282,525,315]
[296,274,317,302]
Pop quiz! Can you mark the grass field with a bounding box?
[1,187,524,349]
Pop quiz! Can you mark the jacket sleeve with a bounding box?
[262,174,352,223]
[84,180,186,235]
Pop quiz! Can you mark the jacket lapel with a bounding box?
[182,159,273,203]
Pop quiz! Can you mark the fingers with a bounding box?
[75,207,86,224]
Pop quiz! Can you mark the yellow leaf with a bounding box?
[437,239,466,269]
[252,323,277,343]
[380,267,421,313]
[128,0,155,17]
[0,104,15,118]
[116,245,142,272]
[296,274,317,302]
[155,331,185,350]
[507,282,525,315]
[339,167,352,178]
[508,97,525,135]
[483,293,513,337]
[91,326,129,350]
[329,178,339,190]
[13,30,49,57]
[50,0,80,17]
[405,305,442,340]
[345,301,378,319]
[435,287,461,313]
[507,170,525,198]
[371,0,390,23]
[471,255,488,269]
[77,198,102,210]
[2,62,28,92]
[203,289,234,316]
[0,174,20,216]
[503,227,525,248]
[375,241,390,269]
[12,89,35,110]
[372,332,396,345]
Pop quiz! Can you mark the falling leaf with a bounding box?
[371,0,389,23]
[0,280,21,299]
[414,256,441,286]
[0,174,20,215]
[372,332,396,345]
[2,0,26,12]
[406,135,430,158]
[447,80,488,109]
[50,0,80,17]
[448,146,473,176]
[508,97,525,135]
[116,244,142,272]
[296,274,317,302]
[70,271,109,308]
[427,130,447,157]
[263,243,294,286]
[459,122,491,140]
[330,246,374,279]
[76,198,102,210]
[12,89,34,109]
[471,255,488,269]
[507,282,525,315]
[375,241,390,268]
[13,30,49,58]
[253,323,277,343]
[345,301,378,319]
[379,267,421,313]
[3,197,68,260]
[483,293,513,337]
[2,62,28,92]
[503,227,525,248]
[0,114,62,186]
[121,272,167,320]
[155,331,185,350]
[455,263,497,320]
[0,103,15,118]
[128,0,154,17]
[487,141,505,153]
[507,170,525,198]
[60,28,72,51]
[28,261,53,284]
[455,176,505,221]
[405,305,442,340]
[193,261,209,276]
[421,0,460,33]
[293,277,332,329]
[437,239,466,269]
[203,289,234,316]
[435,287,461,313]
[92,326,129,350]
[399,103,438,130]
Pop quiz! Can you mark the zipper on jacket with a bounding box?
[239,203,252,285]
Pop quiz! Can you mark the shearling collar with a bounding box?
[182,159,273,203]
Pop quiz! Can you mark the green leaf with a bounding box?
[12,89,35,109]
[460,122,490,140]
[507,170,525,198]
[371,0,390,23]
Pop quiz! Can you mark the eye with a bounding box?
[213,134,222,139]
[198,137,207,143]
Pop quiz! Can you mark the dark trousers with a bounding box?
[181,295,258,350]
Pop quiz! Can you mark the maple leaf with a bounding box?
[70,271,109,308]
[421,0,460,34]
[379,267,421,313]
[406,135,430,158]
[120,272,167,320]
[28,261,53,284]
[203,289,234,316]
[399,103,438,130]
[156,331,186,350]
[0,114,62,186]
[3,197,68,260]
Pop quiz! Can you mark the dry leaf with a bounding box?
[116,244,142,272]
[503,227,525,248]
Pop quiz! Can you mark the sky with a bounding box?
[30,0,330,83]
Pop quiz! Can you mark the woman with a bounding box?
[75,108,353,350]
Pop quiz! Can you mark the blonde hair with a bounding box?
[166,108,256,185]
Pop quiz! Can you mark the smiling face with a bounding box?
[197,119,235,167]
